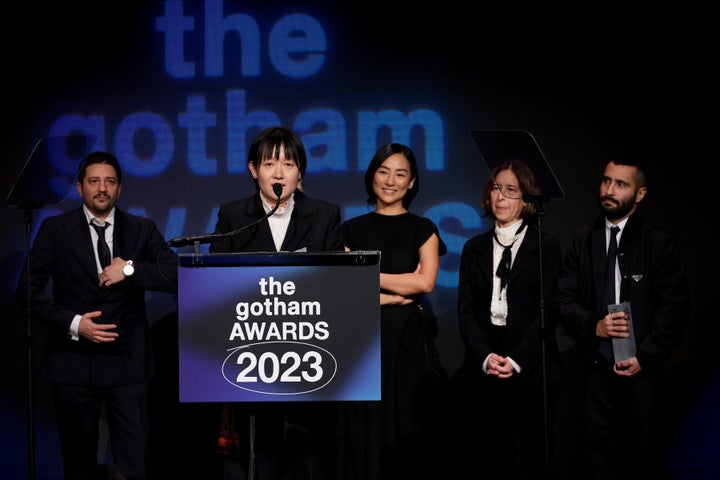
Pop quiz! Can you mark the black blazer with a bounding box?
[554,213,690,371]
[209,189,343,253]
[457,223,563,383]
[15,207,178,386]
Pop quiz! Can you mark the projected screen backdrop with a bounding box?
[1,2,715,479]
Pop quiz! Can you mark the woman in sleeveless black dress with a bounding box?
[336,143,449,480]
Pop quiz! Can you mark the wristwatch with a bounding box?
[122,260,135,276]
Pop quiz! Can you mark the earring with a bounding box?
[409,183,414,188]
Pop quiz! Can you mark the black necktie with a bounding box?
[495,243,513,290]
[494,222,526,290]
[599,225,619,360]
[602,226,620,311]
[91,222,111,268]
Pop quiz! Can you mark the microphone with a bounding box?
[167,183,284,247]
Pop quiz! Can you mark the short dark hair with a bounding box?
[78,151,122,183]
[608,155,648,188]
[481,159,539,219]
[248,126,307,188]
[364,143,419,209]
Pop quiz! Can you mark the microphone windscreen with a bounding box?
[272,183,282,197]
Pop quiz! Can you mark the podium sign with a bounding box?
[178,251,381,402]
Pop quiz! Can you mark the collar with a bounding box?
[495,219,525,240]
[605,217,629,232]
[83,205,116,226]
[260,192,295,217]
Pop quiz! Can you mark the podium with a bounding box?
[177,251,382,403]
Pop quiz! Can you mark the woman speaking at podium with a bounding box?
[209,126,343,480]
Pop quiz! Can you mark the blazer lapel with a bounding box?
[113,211,125,259]
[475,231,495,282]
[506,226,537,284]
[591,224,607,310]
[616,214,642,301]
[112,210,141,260]
[67,208,100,281]
[247,197,277,251]
[281,192,313,252]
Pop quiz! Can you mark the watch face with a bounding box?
[123,262,134,276]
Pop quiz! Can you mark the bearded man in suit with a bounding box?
[16,151,178,480]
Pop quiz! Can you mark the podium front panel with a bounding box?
[178,252,381,402]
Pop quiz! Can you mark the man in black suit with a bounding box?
[15,151,178,480]
[209,126,343,479]
[554,155,690,480]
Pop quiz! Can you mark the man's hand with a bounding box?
[614,357,641,377]
[98,257,130,287]
[597,311,630,339]
[78,311,118,344]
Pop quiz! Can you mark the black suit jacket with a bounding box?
[457,223,563,383]
[554,213,690,371]
[15,207,178,386]
[209,190,343,253]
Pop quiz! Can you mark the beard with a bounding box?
[599,195,635,221]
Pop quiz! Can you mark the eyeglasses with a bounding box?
[491,184,523,199]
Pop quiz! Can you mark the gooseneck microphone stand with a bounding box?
[167,184,284,253]
[524,193,552,479]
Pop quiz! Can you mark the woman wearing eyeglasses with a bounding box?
[449,159,563,480]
